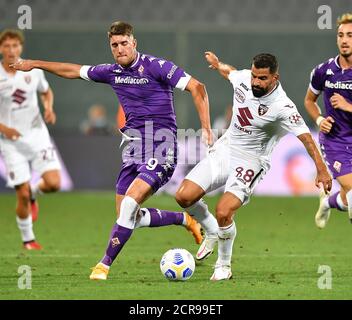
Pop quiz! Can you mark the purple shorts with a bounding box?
[116,138,177,195]
[320,143,352,179]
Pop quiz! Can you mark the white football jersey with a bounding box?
[228,69,310,164]
[0,63,49,134]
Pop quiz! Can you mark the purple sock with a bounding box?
[147,208,184,227]
[328,192,345,211]
[101,223,133,266]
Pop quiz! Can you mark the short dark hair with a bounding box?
[108,21,134,39]
[0,29,24,45]
[252,53,278,74]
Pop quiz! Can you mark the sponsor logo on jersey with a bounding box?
[326,69,334,76]
[167,65,178,79]
[12,89,26,104]
[325,80,352,90]
[234,87,246,103]
[234,123,252,134]
[284,104,294,108]
[333,161,341,173]
[113,69,122,73]
[240,82,249,91]
[24,75,31,84]
[236,107,253,126]
[114,76,149,85]
[258,104,269,116]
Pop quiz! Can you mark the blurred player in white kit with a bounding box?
[0,29,61,250]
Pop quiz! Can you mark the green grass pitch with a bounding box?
[0,192,351,300]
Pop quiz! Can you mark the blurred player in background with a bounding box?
[11,21,213,279]
[173,51,332,281]
[305,13,352,229]
[0,29,61,250]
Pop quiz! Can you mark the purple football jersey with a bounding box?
[86,52,188,137]
[309,56,352,147]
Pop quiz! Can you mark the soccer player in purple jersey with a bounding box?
[305,13,352,228]
[11,22,214,280]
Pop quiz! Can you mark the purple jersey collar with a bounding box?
[116,52,141,70]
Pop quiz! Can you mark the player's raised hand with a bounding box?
[315,168,332,195]
[204,51,219,70]
[2,127,22,141]
[318,116,334,133]
[10,59,35,72]
[330,93,352,112]
[44,109,57,125]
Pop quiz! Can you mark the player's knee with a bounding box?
[17,188,31,205]
[46,177,61,192]
[175,189,194,208]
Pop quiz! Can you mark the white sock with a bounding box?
[323,197,330,209]
[116,196,139,229]
[135,208,151,228]
[16,216,35,242]
[346,190,352,219]
[186,199,218,236]
[337,193,348,211]
[30,180,43,199]
[217,222,237,266]
[181,212,187,226]
[99,262,110,270]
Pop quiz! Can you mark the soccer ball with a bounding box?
[160,248,195,281]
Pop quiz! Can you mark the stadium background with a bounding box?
[0,0,350,191]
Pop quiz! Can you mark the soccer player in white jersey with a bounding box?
[175,51,332,280]
[0,30,61,250]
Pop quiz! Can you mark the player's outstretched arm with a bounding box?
[185,77,213,146]
[204,51,236,80]
[10,59,82,79]
[304,88,334,134]
[297,132,332,194]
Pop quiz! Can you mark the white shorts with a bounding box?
[0,125,61,187]
[185,134,230,193]
[185,134,268,205]
[224,147,268,205]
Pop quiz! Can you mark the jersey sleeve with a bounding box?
[149,58,190,90]
[36,69,49,93]
[309,63,325,95]
[278,103,311,136]
[228,69,240,84]
[80,64,111,83]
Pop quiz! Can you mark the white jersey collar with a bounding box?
[256,81,281,103]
